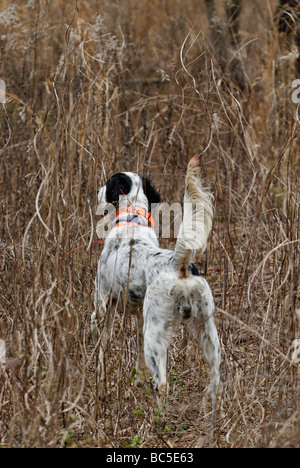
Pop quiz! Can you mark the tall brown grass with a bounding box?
[0,0,299,448]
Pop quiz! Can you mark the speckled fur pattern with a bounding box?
[92,157,220,411]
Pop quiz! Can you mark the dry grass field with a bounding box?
[0,0,299,448]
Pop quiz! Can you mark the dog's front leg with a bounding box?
[92,261,110,342]
[91,286,112,377]
[134,313,151,386]
[91,293,109,342]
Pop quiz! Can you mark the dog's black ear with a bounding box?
[106,173,132,205]
[142,177,161,207]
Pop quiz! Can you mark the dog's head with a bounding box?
[98,172,160,211]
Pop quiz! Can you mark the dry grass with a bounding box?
[0,0,299,448]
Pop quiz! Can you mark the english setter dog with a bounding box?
[91,155,220,411]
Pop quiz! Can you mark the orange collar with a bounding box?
[116,206,155,230]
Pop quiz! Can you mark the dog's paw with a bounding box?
[132,367,151,387]
[156,383,168,413]
[90,312,100,344]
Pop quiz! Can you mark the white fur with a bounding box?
[173,161,214,271]
[92,160,220,412]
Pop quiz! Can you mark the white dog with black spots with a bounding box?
[91,155,220,414]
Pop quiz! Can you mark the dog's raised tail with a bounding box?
[172,154,214,276]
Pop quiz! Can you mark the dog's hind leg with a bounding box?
[190,288,221,429]
[143,288,176,412]
[144,326,170,411]
[199,316,221,413]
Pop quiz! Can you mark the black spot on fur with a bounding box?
[127,239,137,247]
[106,173,132,205]
[190,263,200,276]
[151,356,159,379]
[129,289,140,299]
[155,332,162,344]
[142,177,160,208]
[151,315,158,325]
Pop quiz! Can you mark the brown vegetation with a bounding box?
[0,0,299,448]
